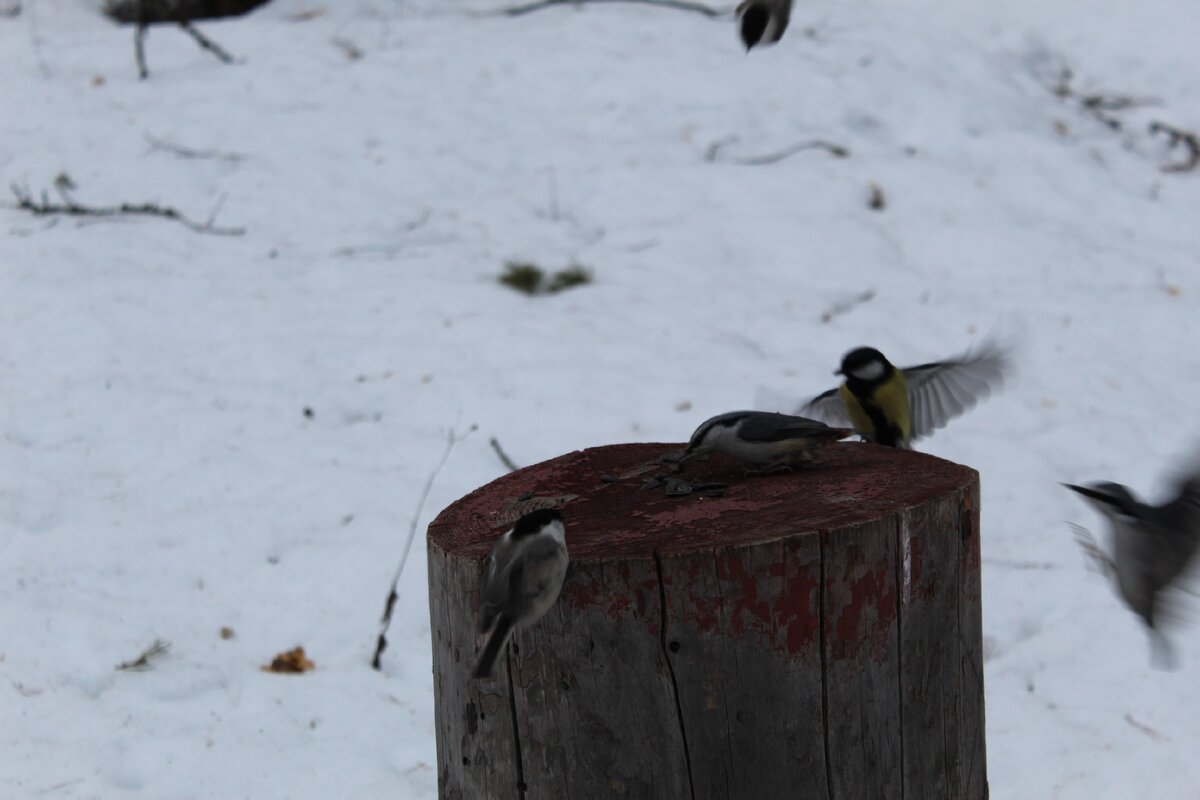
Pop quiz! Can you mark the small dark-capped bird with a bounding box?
[736,0,792,51]
[473,508,569,679]
[684,410,853,473]
[798,342,1010,449]
[1065,467,1200,668]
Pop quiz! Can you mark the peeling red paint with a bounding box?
[777,556,821,655]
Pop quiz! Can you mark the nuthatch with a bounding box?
[473,508,569,679]
[736,0,792,51]
[1065,468,1200,668]
[684,410,853,473]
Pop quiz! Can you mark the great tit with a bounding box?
[799,342,1010,448]
[1065,468,1200,668]
[472,508,569,679]
[684,410,854,472]
[736,0,792,51]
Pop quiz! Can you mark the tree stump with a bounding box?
[427,442,986,800]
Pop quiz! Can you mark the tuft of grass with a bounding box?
[545,264,592,293]
[115,638,171,671]
[498,261,546,295]
[499,260,594,296]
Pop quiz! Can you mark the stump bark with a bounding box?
[427,442,986,800]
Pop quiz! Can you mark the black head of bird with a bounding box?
[836,347,893,382]
[736,0,792,51]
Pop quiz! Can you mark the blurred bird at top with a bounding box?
[1065,464,1200,669]
[796,341,1011,449]
[736,0,792,51]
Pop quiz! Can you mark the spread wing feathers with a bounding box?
[737,412,846,443]
[796,387,854,428]
[902,342,1010,442]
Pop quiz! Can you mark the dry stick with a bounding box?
[372,424,477,670]
[1150,121,1200,173]
[495,0,724,18]
[144,132,246,162]
[9,183,245,236]
[178,19,235,64]
[489,436,521,473]
[728,139,849,165]
[135,23,149,79]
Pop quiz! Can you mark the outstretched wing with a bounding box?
[796,387,854,428]
[902,341,1010,442]
[738,412,846,443]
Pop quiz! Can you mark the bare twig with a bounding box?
[708,138,849,165]
[178,20,235,63]
[819,289,875,323]
[9,183,245,235]
[144,132,246,162]
[1150,121,1200,173]
[493,0,724,18]
[489,436,521,473]
[703,134,740,162]
[332,210,435,258]
[116,638,171,671]
[371,423,478,670]
[135,23,149,79]
[1124,713,1168,742]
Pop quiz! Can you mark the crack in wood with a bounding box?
[818,531,835,800]
[894,519,906,800]
[504,656,528,799]
[654,551,697,800]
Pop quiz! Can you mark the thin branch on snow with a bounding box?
[1149,121,1200,173]
[178,19,235,63]
[9,183,246,236]
[144,132,246,162]
[492,0,726,19]
[705,136,849,165]
[332,209,435,258]
[489,437,521,473]
[372,423,477,671]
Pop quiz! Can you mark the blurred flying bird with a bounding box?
[1065,466,1200,669]
[797,341,1011,449]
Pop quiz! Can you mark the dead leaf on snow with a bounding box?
[263,646,315,674]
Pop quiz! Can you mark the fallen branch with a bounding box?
[706,136,849,165]
[9,183,245,235]
[1150,121,1200,173]
[116,638,171,671]
[372,423,477,670]
[489,436,521,473]
[493,0,725,18]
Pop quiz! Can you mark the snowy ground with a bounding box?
[3,0,1200,797]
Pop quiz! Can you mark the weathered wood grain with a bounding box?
[426,442,987,800]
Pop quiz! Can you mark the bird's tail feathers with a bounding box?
[471,616,515,679]
[1148,628,1178,671]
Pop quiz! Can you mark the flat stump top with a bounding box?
[429,442,977,561]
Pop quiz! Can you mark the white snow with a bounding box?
[3,0,1200,797]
